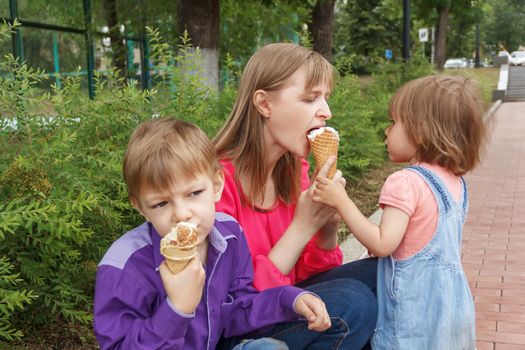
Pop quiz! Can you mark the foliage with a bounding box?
[0,21,233,346]
[220,0,310,67]
[329,74,385,178]
[335,0,403,63]
[0,257,37,341]
[483,0,525,53]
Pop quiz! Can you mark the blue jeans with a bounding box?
[220,258,378,350]
[297,257,377,294]
[232,338,289,350]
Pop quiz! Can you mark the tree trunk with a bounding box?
[309,0,336,63]
[177,0,219,91]
[102,0,127,81]
[434,5,450,70]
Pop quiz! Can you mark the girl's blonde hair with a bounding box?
[213,43,334,206]
[390,75,487,175]
[123,118,220,199]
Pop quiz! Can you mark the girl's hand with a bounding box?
[159,256,205,314]
[318,166,346,234]
[294,293,331,332]
[312,176,348,209]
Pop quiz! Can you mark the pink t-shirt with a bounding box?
[379,162,462,259]
[216,159,343,290]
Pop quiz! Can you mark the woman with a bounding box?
[214,43,378,349]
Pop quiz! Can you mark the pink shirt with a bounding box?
[216,159,343,290]
[379,163,461,259]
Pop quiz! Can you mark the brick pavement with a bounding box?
[463,102,525,350]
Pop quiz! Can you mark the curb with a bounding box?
[341,208,382,263]
[484,99,502,122]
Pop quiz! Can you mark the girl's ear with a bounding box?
[213,170,225,202]
[253,90,271,118]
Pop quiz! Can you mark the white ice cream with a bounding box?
[164,222,198,243]
[307,126,340,141]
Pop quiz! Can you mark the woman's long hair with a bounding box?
[213,43,334,206]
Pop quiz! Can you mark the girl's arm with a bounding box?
[313,177,409,257]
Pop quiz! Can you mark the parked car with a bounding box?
[510,51,525,66]
[444,58,468,69]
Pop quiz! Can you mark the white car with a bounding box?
[510,51,525,66]
[444,58,468,69]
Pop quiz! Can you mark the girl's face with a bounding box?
[263,67,332,159]
[384,115,418,164]
[132,172,224,244]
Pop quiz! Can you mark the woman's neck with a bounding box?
[239,168,277,209]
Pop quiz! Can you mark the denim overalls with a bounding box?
[372,165,476,350]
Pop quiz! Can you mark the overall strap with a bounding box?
[460,176,468,213]
[405,165,453,214]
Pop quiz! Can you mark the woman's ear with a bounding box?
[213,170,225,202]
[253,90,271,118]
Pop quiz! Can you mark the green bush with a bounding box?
[330,74,386,179]
[0,24,232,345]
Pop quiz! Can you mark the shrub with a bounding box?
[0,23,231,346]
[329,74,385,179]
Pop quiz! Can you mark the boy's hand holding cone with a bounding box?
[160,222,198,274]
[307,127,340,179]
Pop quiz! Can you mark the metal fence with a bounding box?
[2,0,151,99]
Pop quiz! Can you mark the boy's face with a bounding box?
[131,171,224,245]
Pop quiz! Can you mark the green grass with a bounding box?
[444,67,500,106]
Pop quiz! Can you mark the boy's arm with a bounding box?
[221,229,305,338]
[94,265,192,350]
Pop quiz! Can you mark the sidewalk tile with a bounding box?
[464,102,525,348]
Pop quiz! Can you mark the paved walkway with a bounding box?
[341,101,525,348]
[463,102,525,350]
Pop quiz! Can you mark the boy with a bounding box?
[93,118,330,349]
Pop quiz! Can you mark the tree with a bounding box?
[484,0,525,52]
[220,0,309,68]
[434,3,450,68]
[102,0,127,81]
[414,0,481,69]
[334,0,402,73]
[177,0,220,90]
[309,0,337,62]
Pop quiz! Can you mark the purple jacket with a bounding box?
[94,212,304,350]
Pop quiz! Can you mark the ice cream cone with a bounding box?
[160,222,198,274]
[307,127,339,179]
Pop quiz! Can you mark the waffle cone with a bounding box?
[309,130,339,179]
[160,222,199,274]
[161,245,197,274]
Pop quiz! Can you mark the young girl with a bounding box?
[313,75,486,349]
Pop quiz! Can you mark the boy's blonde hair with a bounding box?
[123,118,220,199]
[213,43,335,205]
[389,75,487,175]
